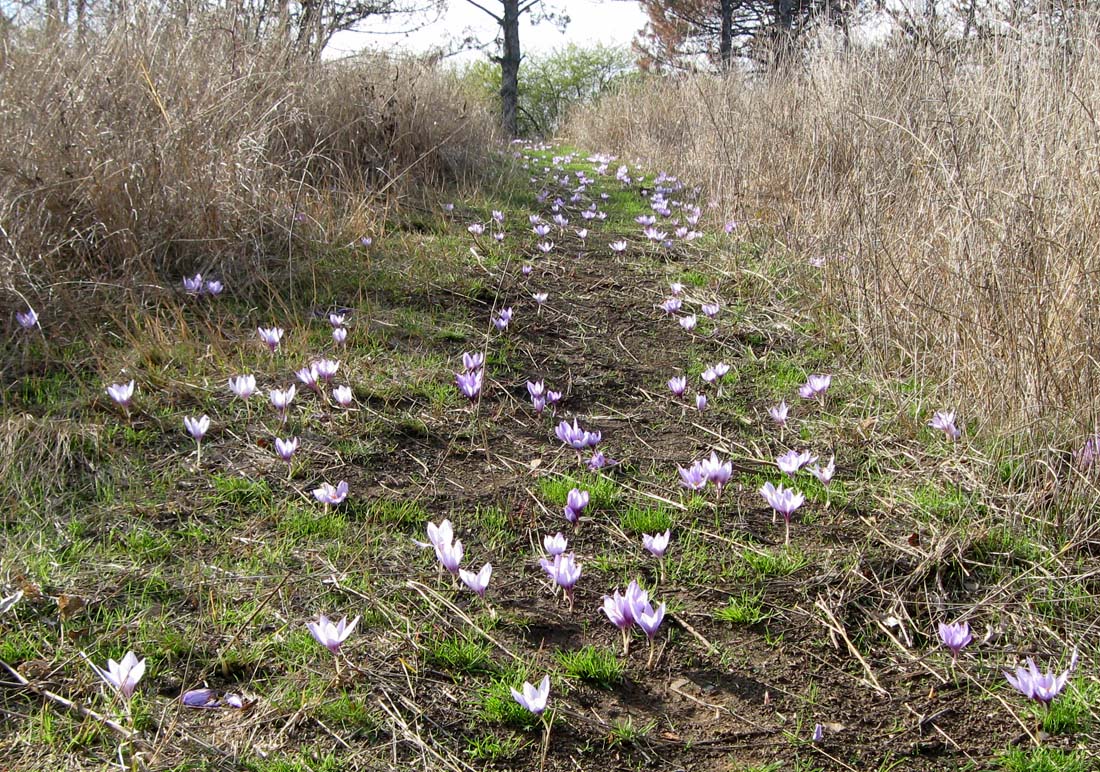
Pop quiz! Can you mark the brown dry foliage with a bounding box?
[566,31,1100,448]
[0,12,494,325]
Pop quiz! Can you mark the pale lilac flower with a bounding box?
[636,601,666,640]
[257,327,283,352]
[312,481,349,506]
[270,385,296,420]
[679,314,697,331]
[462,351,485,372]
[812,724,824,743]
[712,363,730,378]
[493,307,513,331]
[938,621,972,658]
[700,451,732,491]
[769,401,789,426]
[468,223,485,236]
[668,376,687,398]
[423,519,454,551]
[456,370,483,400]
[678,463,708,491]
[313,359,339,382]
[701,302,719,318]
[695,394,707,411]
[521,264,533,276]
[1004,654,1076,707]
[296,365,320,392]
[460,563,492,597]
[659,297,682,314]
[929,411,961,440]
[533,224,551,237]
[307,614,359,654]
[442,203,454,212]
[543,532,568,556]
[183,273,204,295]
[528,214,542,225]
[274,437,299,462]
[546,390,562,406]
[759,481,805,543]
[227,376,255,402]
[564,488,589,524]
[636,215,655,226]
[537,241,554,253]
[493,231,505,242]
[204,280,223,296]
[555,418,599,450]
[552,214,568,227]
[610,240,628,253]
[808,456,835,485]
[643,530,670,558]
[333,327,348,345]
[723,220,738,233]
[107,380,135,408]
[492,210,504,223]
[539,552,582,605]
[329,313,346,327]
[333,385,353,407]
[799,374,832,399]
[602,590,636,631]
[184,415,210,441]
[15,307,38,330]
[643,227,667,242]
[435,538,464,574]
[89,651,145,701]
[777,449,817,477]
[532,292,548,305]
[587,451,608,470]
[576,228,588,240]
[360,236,373,248]
[510,675,550,715]
[669,282,684,296]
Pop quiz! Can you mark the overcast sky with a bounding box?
[327,0,650,61]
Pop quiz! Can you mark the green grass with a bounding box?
[479,671,541,729]
[423,634,495,676]
[362,498,427,527]
[618,503,673,535]
[556,645,624,689]
[539,473,620,510]
[210,474,272,513]
[315,695,382,736]
[606,715,657,748]
[715,592,769,625]
[741,546,809,578]
[996,747,1090,772]
[1039,681,1099,734]
[465,732,528,762]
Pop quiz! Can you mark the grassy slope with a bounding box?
[0,146,1096,772]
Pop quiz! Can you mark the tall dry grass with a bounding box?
[0,12,494,328]
[567,32,1100,453]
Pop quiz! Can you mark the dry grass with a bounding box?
[566,28,1100,457]
[0,11,494,330]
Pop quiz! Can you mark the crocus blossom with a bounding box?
[939,621,972,658]
[769,401,789,426]
[456,370,483,401]
[257,327,284,352]
[679,314,697,331]
[701,303,719,318]
[275,437,299,463]
[695,394,707,411]
[333,327,348,345]
[229,375,257,400]
[929,411,961,441]
[555,418,600,450]
[678,463,708,491]
[776,449,817,477]
[312,480,349,506]
[333,385,353,407]
[543,532,568,556]
[643,530,671,557]
[564,488,589,524]
[799,374,832,399]
[1004,652,1077,706]
[510,675,550,715]
[435,538,464,574]
[107,380,135,409]
[307,614,359,654]
[668,376,687,398]
[16,308,37,329]
[184,415,210,442]
[636,601,666,640]
[296,365,320,392]
[462,351,485,371]
[89,651,145,701]
[610,240,628,253]
[808,456,835,485]
[659,297,682,314]
[460,563,492,597]
[183,274,204,295]
[313,359,339,382]
[539,552,582,607]
[270,386,296,420]
[759,481,805,544]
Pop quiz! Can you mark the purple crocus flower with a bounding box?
[312,480,349,507]
[799,374,832,400]
[659,297,682,314]
[938,621,972,659]
[679,314,697,331]
[269,386,296,421]
[16,307,38,330]
[643,530,671,558]
[307,614,359,654]
[510,675,550,715]
[636,601,666,641]
[808,456,835,485]
[564,488,589,524]
[107,380,135,409]
[532,292,548,305]
[257,326,283,352]
[296,365,320,392]
[435,538,464,574]
[610,240,627,253]
[313,358,339,382]
[184,415,210,442]
[229,375,256,400]
[700,451,732,492]
[1004,652,1077,707]
[462,351,485,372]
[695,394,707,411]
[576,228,588,240]
[929,411,961,440]
[455,370,483,400]
[460,563,492,597]
[88,651,145,701]
[521,264,533,276]
[669,282,684,296]
[776,449,817,477]
[333,385,353,407]
[701,302,719,318]
[333,327,348,345]
[587,451,609,470]
[539,552,582,609]
[493,307,513,331]
[678,463,708,491]
[769,401,789,426]
[537,241,554,253]
[468,223,485,236]
[759,481,805,544]
[555,418,595,450]
[543,532,567,556]
[668,376,687,398]
[183,273,204,295]
[275,437,299,463]
[203,280,223,296]
[533,223,551,237]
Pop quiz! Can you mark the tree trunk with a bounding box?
[500,0,521,138]
[719,0,733,70]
